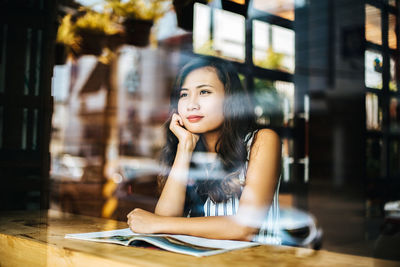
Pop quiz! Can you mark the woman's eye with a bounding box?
[179,92,188,98]
[200,90,211,95]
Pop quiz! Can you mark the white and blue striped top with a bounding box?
[201,130,281,245]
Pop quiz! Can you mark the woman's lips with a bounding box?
[187,115,204,122]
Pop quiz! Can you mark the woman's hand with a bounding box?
[127,208,160,234]
[169,113,199,152]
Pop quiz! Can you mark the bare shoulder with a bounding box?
[253,129,280,147]
[248,129,281,158]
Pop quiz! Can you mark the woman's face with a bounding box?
[177,67,225,134]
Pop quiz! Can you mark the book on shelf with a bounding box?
[65,228,259,257]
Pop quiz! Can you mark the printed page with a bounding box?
[65,228,259,256]
[129,236,224,257]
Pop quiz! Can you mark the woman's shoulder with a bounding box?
[252,128,280,148]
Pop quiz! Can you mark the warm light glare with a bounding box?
[365,4,382,45]
[229,0,245,4]
[389,14,397,50]
[254,0,294,21]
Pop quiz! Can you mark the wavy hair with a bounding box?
[158,57,258,213]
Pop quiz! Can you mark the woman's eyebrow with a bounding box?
[196,84,214,89]
[180,84,214,90]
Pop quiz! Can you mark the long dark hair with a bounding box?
[158,57,258,211]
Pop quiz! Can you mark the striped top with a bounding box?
[201,130,281,245]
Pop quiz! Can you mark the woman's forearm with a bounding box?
[154,215,257,241]
[155,147,193,216]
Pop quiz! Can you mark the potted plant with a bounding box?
[56,14,79,64]
[74,10,120,55]
[106,0,170,47]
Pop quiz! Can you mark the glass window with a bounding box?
[366,138,382,179]
[213,8,245,62]
[193,3,211,55]
[253,0,294,21]
[275,80,295,126]
[390,56,397,92]
[366,92,382,131]
[365,4,382,46]
[253,20,270,66]
[271,25,294,73]
[389,139,400,177]
[365,50,383,89]
[389,14,397,50]
[252,20,294,73]
[253,78,294,127]
[390,97,400,132]
[281,137,294,182]
[194,5,246,62]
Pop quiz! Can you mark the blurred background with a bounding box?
[1,0,400,262]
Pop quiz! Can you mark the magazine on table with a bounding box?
[65,228,259,257]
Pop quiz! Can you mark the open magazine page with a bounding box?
[65,228,259,257]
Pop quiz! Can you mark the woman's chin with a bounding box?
[185,127,204,134]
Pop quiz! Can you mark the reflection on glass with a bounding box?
[366,138,382,179]
[275,80,295,126]
[253,78,294,127]
[253,0,294,21]
[213,9,245,62]
[365,50,383,89]
[194,5,245,62]
[390,56,397,92]
[366,93,382,131]
[390,97,400,132]
[227,0,245,4]
[281,138,294,182]
[50,48,169,219]
[389,140,400,177]
[365,4,382,45]
[238,73,246,88]
[193,3,211,55]
[389,0,396,6]
[389,14,397,50]
[252,20,294,73]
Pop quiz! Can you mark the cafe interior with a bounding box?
[1,0,400,265]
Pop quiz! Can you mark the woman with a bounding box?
[127,57,281,244]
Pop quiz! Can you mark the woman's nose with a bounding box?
[187,96,200,111]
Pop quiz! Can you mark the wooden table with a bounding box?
[0,210,399,267]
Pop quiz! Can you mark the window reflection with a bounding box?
[193,4,245,62]
[366,92,382,131]
[50,47,171,219]
[390,97,400,133]
[365,4,382,46]
[253,20,294,73]
[390,56,397,92]
[366,138,382,179]
[226,0,245,4]
[389,14,397,50]
[193,3,211,55]
[253,78,294,127]
[281,137,294,182]
[389,140,400,177]
[213,9,245,62]
[365,50,383,89]
[253,0,294,21]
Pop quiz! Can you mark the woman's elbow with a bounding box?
[154,203,183,217]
